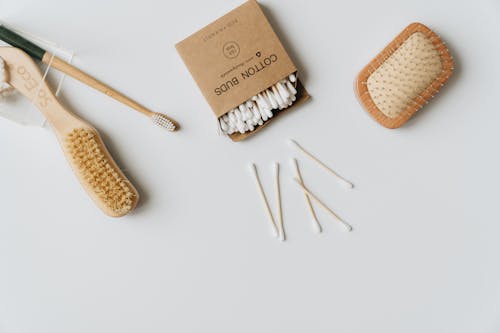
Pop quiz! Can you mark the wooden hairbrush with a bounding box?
[0,47,139,217]
[355,22,454,128]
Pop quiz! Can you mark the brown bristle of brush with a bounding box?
[65,128,137,217]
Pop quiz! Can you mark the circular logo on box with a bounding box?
[223,41,240,59]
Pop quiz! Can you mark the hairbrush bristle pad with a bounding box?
[65,128,137,216]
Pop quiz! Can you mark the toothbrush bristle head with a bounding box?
[151,112,176,131]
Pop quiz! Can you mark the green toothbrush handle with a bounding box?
[0,25,46,60]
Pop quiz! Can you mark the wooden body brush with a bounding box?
[0,47,139,217]
[355,22,454,128]
[0,25,178,131]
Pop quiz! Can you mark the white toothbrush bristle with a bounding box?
[151,113,176,131]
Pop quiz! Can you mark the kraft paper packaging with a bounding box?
[176,0,309,141]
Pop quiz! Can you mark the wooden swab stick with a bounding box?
[293,178,353,231]
[274,162,285,241]
[251,164,279,237]
[292,158,322,233]
[289,139,354,189]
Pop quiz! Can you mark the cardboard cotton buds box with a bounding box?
[176,0,309,141]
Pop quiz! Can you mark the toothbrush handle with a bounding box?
[42,53,155,118]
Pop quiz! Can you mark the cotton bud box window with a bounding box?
[176,0,309,141]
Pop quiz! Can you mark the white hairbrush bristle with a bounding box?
[151,112,176,131]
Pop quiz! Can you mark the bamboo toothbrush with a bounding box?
[0,25,178,131]
[0,46,139,217]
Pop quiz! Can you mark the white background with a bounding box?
[1,0,499,332]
